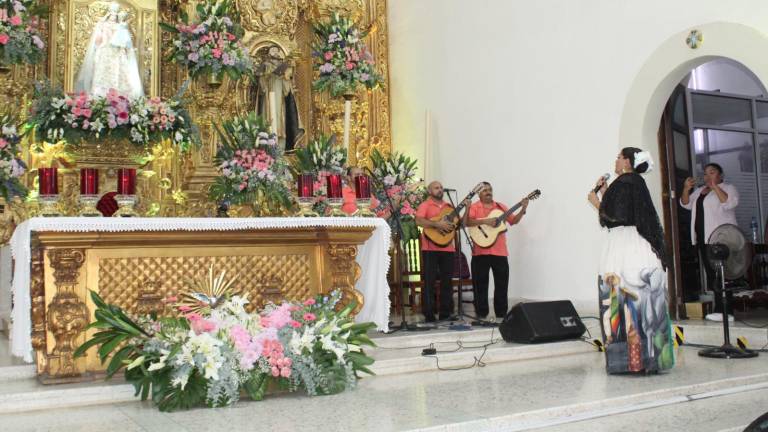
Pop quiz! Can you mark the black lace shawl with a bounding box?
[599,173,667,268]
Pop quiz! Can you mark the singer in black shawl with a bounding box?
[588,147,675,374]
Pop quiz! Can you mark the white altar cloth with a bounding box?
[8,217,391,362]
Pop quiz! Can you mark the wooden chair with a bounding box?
[388,230,475,315]
[387,235,423,313]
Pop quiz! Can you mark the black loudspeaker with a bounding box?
[499,301,586,343]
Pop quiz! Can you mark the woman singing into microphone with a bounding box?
[587,147,675,375]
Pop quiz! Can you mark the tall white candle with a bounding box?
[342,99,353,151]
[269,91,278,135]
[424,109,432,182]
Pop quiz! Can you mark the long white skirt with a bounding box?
[597,226,675,373]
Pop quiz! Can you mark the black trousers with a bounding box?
[422,251,454,320]
[699,244,733,315]
[471,255,509,318]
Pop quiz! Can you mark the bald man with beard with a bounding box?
[415,181,461,322]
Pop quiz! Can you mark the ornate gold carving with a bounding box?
[239,0,300,38]
[328,244,363,314]
[98,254,313,312]
[136,279,165,315]
[10,0,392,221]
[46,249,88,378]
[30,247,47,351]
[310,0,365,23]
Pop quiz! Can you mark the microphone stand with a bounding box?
[366,169,430,333]
[444,190,473,331]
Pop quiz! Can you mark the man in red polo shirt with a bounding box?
[464,182,528,321]
[415,181,460,322]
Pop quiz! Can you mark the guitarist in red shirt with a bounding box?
[415,181,469,322]
[464,182,528,321]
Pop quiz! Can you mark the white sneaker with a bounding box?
[705,313,734,322]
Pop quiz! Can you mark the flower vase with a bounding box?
[207,71,224,88]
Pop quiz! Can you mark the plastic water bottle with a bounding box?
[751,216,759,243]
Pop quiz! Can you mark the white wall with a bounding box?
[387,0,768,313]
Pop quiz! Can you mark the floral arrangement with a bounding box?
[370,148,425,242]
[0,0,46,66]
[74,272,376,412]
[292,134,347,175]
[209,112,292,212]
[0,113,27,200]
[312,13,383,97]
[29,82,200,152]
[160,0,252,81]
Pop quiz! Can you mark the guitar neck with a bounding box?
[495,202,523,224]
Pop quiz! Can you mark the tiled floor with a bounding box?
[1,342,767,432]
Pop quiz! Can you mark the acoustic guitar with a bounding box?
[422,183,485,247]
[468,189,541,248]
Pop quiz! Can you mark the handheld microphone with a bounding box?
[444,188,457,192]
[593,173,610,193]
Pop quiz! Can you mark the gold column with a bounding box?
[42,248,89,383]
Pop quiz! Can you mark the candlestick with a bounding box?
[342,98,352,151]
[38,167,58,195]
[38,167,60,217]
[354,174,371,199]
[116,168,136,195]
[80,168,99,195]
[298,173,314,198]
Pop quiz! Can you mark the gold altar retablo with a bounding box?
[30,226,373,383]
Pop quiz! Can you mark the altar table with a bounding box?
[7,217,391,382]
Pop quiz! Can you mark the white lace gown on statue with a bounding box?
[75,16,144,99]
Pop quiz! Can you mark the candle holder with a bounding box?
[39,195,61,217]
[79,168,101,216]
[78,195,101,217]
[38,167,60,217]
[297,197,319,217]
[296,173,319,217]
[113,194,138,217]
[353,174,375,217]
[327,197,346,217]
[326,173,345,217]
[355,198,376,217]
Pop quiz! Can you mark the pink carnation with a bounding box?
[303,313,316,322]
[9,15,21,26]
[303,298,316,306]
[0,34,9,45]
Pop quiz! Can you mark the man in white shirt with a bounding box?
[680,162,739,321]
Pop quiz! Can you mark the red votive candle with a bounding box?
[117,168,136,195]
[38,167,58,195]
[80,168,99,195]
[327,174,343,199]
[298,173,314,198]
[354,174,371,199]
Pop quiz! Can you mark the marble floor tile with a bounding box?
[0,404,146,432]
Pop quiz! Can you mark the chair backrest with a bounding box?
[403,236,421,274]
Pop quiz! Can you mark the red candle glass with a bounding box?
[354,174,371,199]
[327,174,343,199]
[38,167,58,195]
[298,173,314,198]
[117,168,136,195]
[80,168,99,195]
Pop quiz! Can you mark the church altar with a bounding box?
[7,217,391,382]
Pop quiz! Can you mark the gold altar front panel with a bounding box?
[31,226,373,382]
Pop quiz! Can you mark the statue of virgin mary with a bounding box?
[74,3,144,99]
